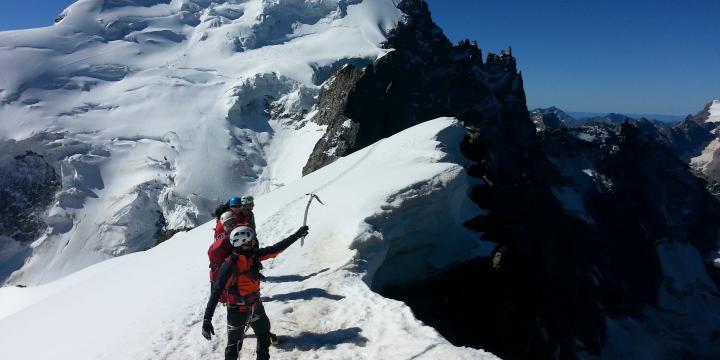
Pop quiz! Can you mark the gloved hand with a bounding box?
[293,226,309,239]
[202,319,214,340]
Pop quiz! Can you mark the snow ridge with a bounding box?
[0,118,498,360]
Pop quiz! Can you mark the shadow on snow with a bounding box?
[263,268,329,283]
[248,327,368,351]
[262,287,344,303]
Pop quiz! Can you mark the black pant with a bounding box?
[225,302,272,360]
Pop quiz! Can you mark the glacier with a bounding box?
[0,0,403,285]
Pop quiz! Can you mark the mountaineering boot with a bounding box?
[269,332,278,345]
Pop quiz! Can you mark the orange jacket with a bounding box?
[223,249,277,298]
[204,231,302,316]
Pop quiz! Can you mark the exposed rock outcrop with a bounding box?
[533,103,720,195]
[302,65,364,175]
[530,106,569,130]
[0,134,62,282]
[384,114,720,359]
[628,101,720,189]
[303,0,523,174]
[309,1,720,359]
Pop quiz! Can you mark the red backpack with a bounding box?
[208,233,234,282]
[208,215,251,284]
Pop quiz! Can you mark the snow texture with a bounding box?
[0,0,402,285]
[600,243,720,360]
[690,138,720,172]
[706,100,720,123]
[0,118,497,360]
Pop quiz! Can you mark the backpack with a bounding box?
[207,213,251,284]
[208,206,253,286]
[208,234,233,284]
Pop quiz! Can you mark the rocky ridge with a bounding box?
[303,0,525,174]
[305,1,720,358]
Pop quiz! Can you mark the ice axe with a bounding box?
[302,193,324,246]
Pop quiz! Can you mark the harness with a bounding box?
[227,301,259,347]
[243,303,257,335]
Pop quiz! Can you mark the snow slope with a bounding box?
[706,100,720,123]
[689,100,720,176]
[0,0,403,285]
[690,138,720,172]
[0,118,497,360]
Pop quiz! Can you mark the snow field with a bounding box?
[707,100,720,123]
[0,118,498,359]
[0,0,403,285]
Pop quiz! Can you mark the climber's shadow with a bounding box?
[272,327,368,351]
[262,288,344,303]
[263,268,330,283]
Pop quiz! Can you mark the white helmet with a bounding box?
[229,226,255,247]
[220,211,236,227]
[241,195,254,205]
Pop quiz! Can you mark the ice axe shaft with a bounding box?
[302,193,324,246]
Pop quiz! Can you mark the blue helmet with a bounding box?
[228,196,242,207]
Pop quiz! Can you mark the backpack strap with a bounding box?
[222,254,254,305]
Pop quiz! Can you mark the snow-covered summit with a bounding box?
[0,0,402,285]
[707,99,720,123]
[0,117,498,360]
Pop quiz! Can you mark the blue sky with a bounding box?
[0,0,717,115]
[426,0,719,115]
[0,0,71,31]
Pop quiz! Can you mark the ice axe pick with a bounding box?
[302,193,324,246]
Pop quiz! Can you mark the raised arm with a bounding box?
[256,226,309,261]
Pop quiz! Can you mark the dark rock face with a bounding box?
[0,134,63,282]
[383,121,720,359]
[0,137,62,244]
[303,0,524,174]
[308,1,720,359]
[540,124,720,357]
[545,108,676,129]
[653,117,716,162]
[302,65,364,175]
[626,102,720,191]
[689,101,716,123]
[583,112,635,126]
[530,107,570,130]
[153,210,192,246]
[662,104,720,196]
[604,102,719,165]
[533,104,720,195]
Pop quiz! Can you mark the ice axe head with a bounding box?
[307,193,324,205]
[301,193,324,247]
[303,193,324,226]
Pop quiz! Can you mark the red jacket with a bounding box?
[213,211,252,241]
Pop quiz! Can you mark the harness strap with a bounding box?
[242,303,257,336]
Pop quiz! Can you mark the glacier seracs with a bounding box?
[0,0,402,285]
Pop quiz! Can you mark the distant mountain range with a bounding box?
[531,102,720,190]
[531,106,685,129]
[567,111,685,123]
